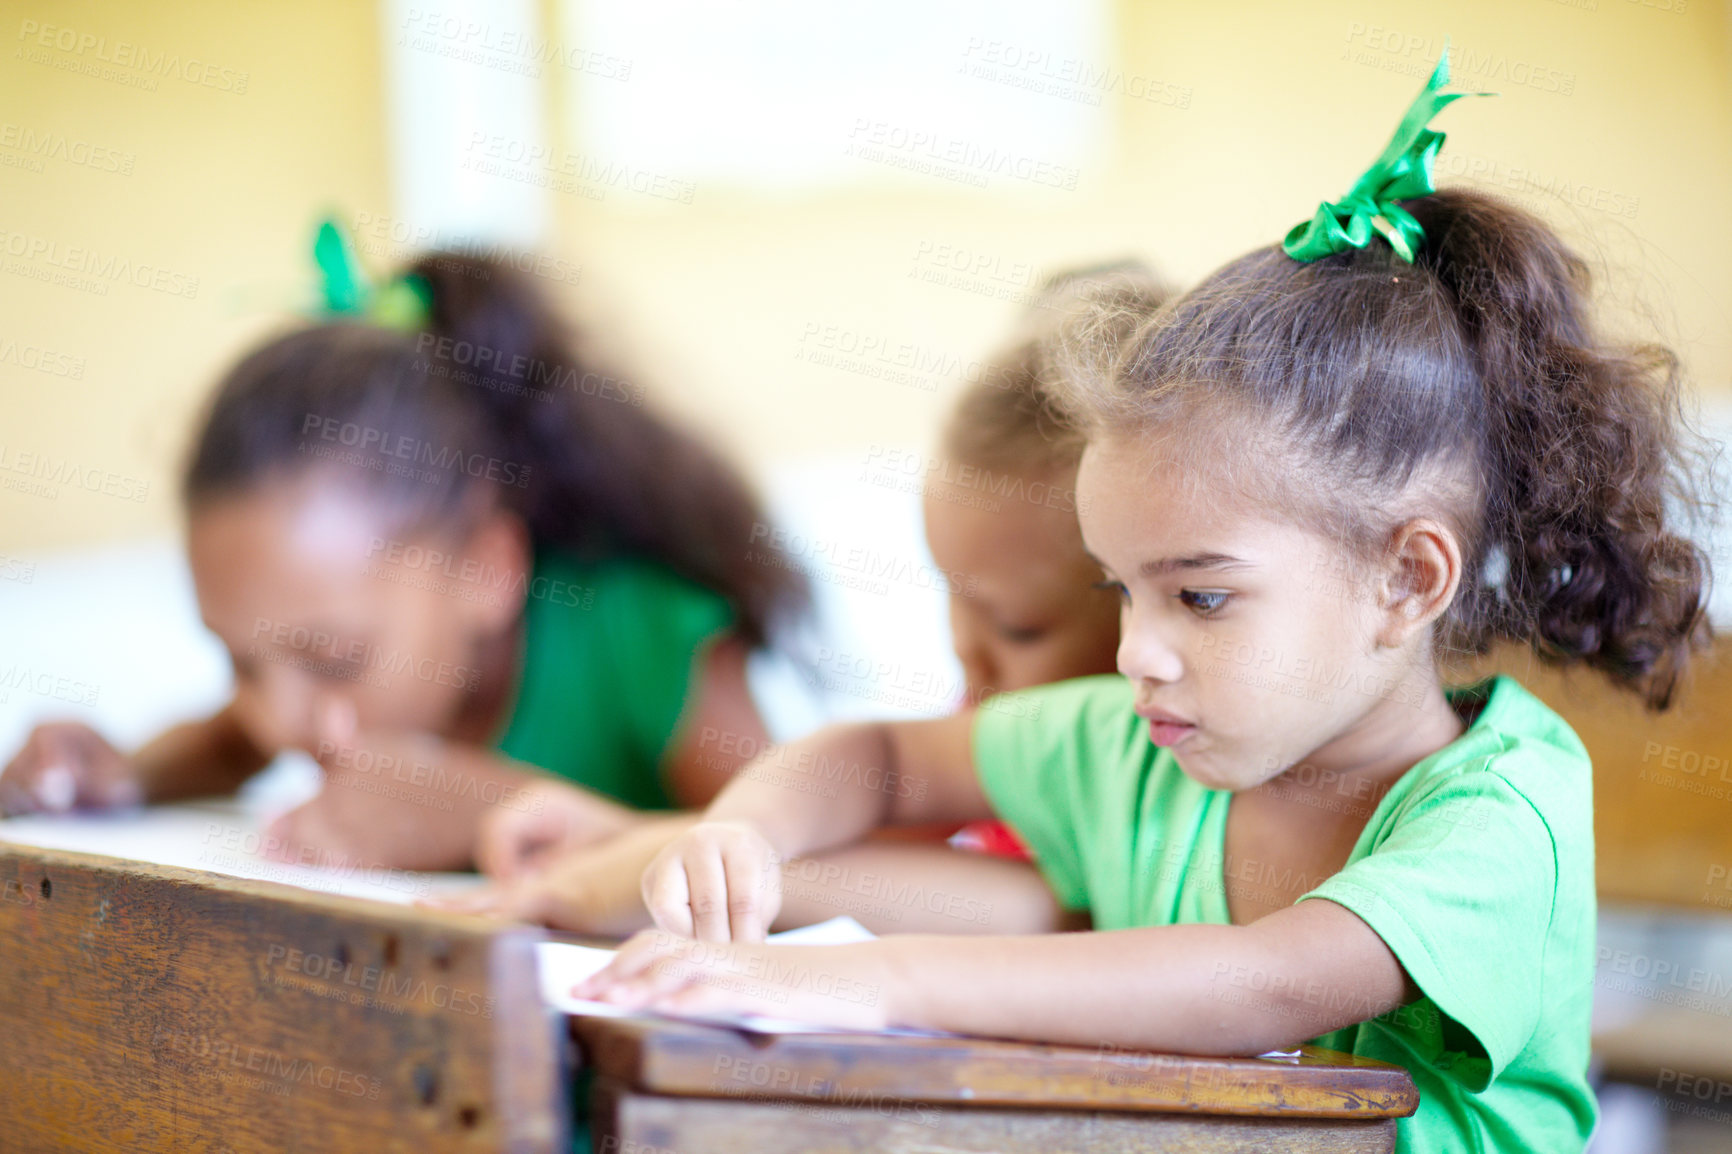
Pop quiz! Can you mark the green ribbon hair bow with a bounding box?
[312,216,432,331]
[1282,46,1490,264]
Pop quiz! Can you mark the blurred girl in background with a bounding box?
[1,241,805,872]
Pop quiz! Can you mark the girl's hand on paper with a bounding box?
[0,722,141,817]
[575,932,895,1031]
[641,819,783,942]
[265,727,548,872]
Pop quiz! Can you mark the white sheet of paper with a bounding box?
[537,915,952,1035]
[0,798,485,906]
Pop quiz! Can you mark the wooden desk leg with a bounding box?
[589,1077,1398,1154]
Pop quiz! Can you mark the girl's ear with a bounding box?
[458,509,533,634]
[1375,518,1463,648]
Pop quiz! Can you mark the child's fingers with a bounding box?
[643,855,696,939]
[475,809,536,881]
[88,771,142,809]
[263,807,319,862]
[573,928,671,998]
[2,731,78,814]
[723,850,775,943]
[611,955,714,1009]
[654,972,773,1018]
[34,764,77,813]
[683,849,735,942]
[492,817,567,882]
[0,771,36,817]
[591,947,717,1010]
[654,978,732,1015]
[72,729,141,809]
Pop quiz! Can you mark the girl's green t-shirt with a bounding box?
[493,555,734,811]
[974,674,1597,1154]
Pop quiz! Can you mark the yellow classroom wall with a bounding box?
[0,0,391,550]
[2,0,1730,551]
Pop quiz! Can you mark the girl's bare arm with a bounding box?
[642,711,992,939]
[879,898,1416,1053]
[589,897,1415,1056]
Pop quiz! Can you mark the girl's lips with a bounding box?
[1145,719,1196,747]
[1134,705,1196,747]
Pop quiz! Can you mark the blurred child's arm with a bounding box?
[658,634,769,808]
[268,732,640,873]
[774,842,1072,936]
[0,704,268,816]
[586,897,1415,1055]
[131,703,273,800]
[644,712,989,940]
[715,712,987,851]
[432,812,701,936]
[442,818,1068,939]
[476,776,655,881]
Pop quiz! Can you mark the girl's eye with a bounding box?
[1092,579,1129,605]
[1178,589,1230,616]
[996,623,1046,644]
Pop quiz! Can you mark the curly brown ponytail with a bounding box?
[1055,188,1711,708]
[1405,192,1709,707]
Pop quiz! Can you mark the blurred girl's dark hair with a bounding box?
[942,260,1169,474]
[1055,189,1710,708]
[185,252,805,647]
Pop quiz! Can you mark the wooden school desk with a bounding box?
[573,1018,1418,1153]
[0,842,1418,1152]
[0,843,566,1152]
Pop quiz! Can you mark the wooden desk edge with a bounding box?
[0,840,504,929]
[573,1016,1420,1119]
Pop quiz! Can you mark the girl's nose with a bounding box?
[1117,615,1185,685]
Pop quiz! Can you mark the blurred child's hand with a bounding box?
[263,729,545,872]
[426,814,692,934]
[422,853,637,933]
[0,722,142,817]
[475,778,640,882]
[575,931,891,1030]
[641,819,783,943]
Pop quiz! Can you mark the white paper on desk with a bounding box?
[537,916,946,1035]
[541,920,1315,1054]
[0,798,487,906]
